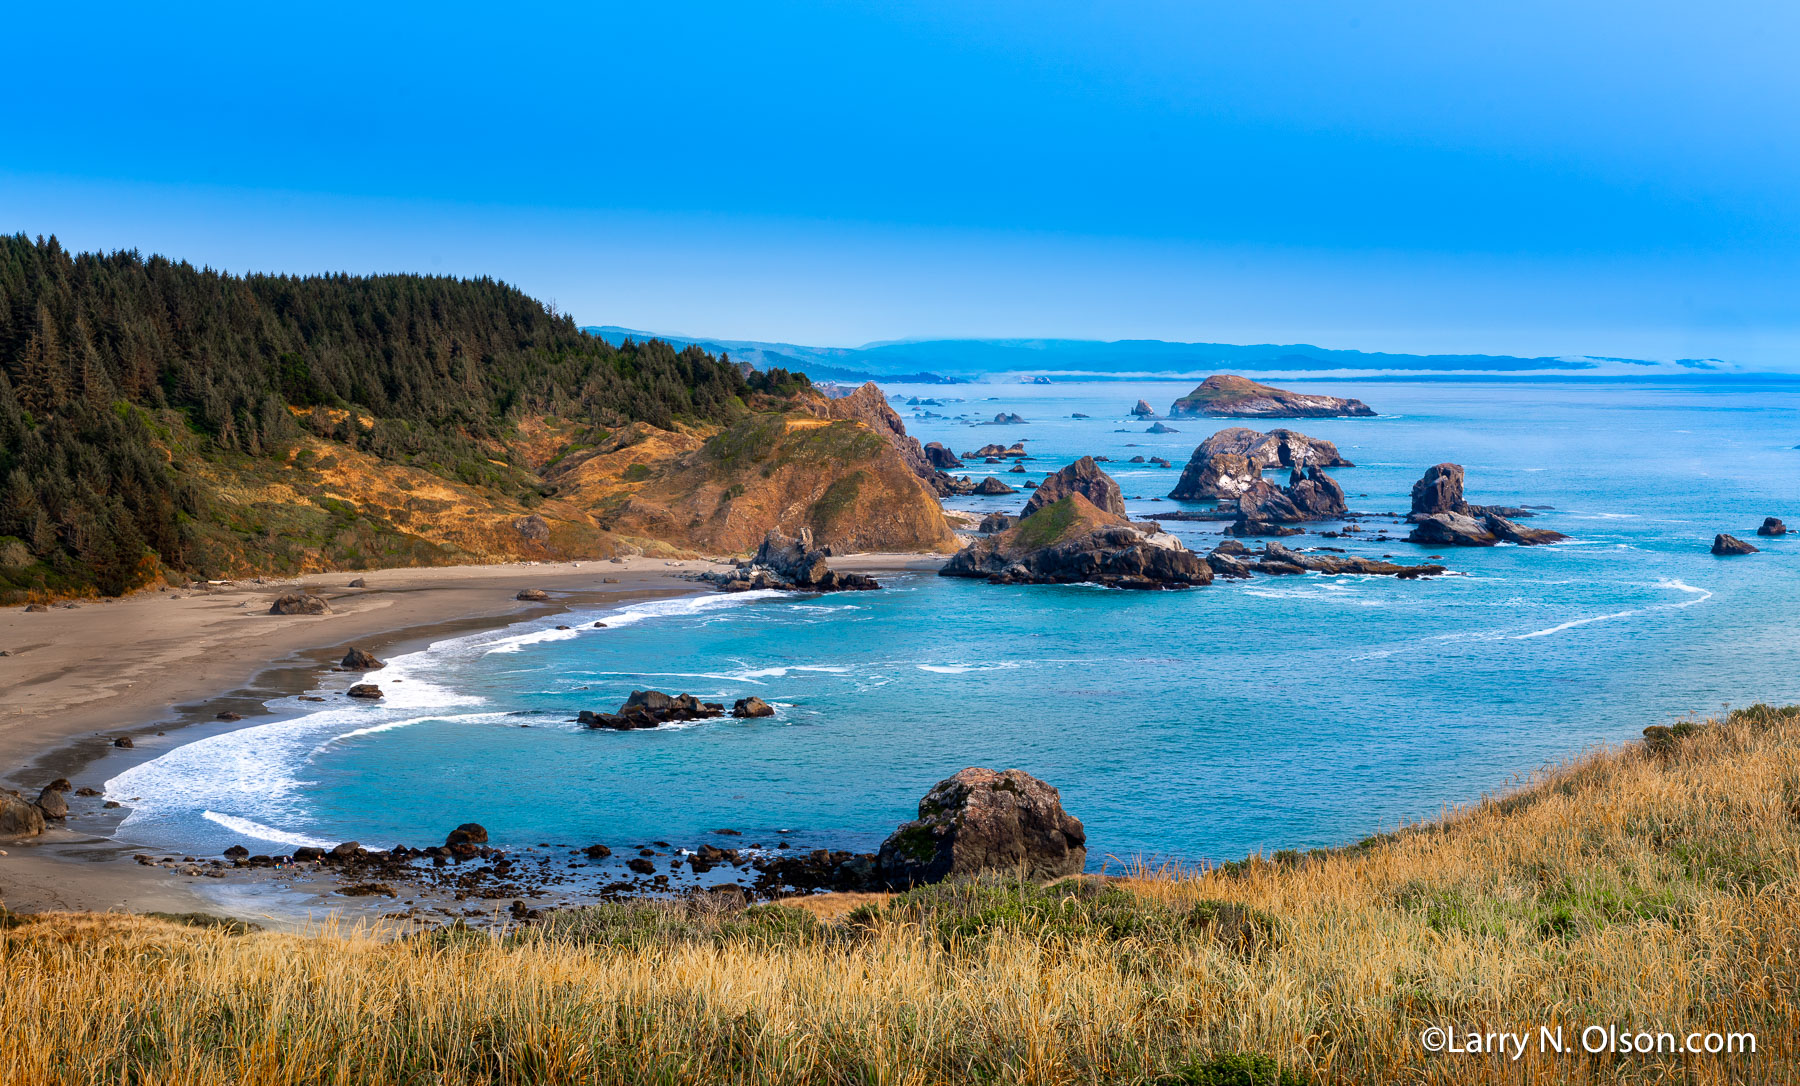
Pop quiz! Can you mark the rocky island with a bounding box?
[1167,374,1377,419]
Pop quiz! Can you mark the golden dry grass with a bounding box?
[5,706,1800,1084]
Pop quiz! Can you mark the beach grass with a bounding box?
[5,704,1800,1083]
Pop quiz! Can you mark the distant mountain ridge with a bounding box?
[586,326,1725,381]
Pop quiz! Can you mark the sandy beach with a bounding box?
[0,553,944,920]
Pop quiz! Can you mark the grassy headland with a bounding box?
[5,705,1798,1083]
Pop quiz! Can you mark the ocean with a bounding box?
[106,377,1800,870]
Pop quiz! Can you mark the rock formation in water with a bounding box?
[875,767,1087,886]
[1712,533,1758,556]
[1758,517,1787,537]
[1131,399,1158,418]
[974,477,1018,495]
[923,442,963,470]
[580,690,726,729]
[340,647,383,670]
[1020,457,1128,519]
[1169,452,1265,501]
[942,484,1211,589]
[1405,463,1566,546]
[702,528,882,592]
[1168,375,1376,419]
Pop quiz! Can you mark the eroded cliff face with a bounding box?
[173,385,954,577]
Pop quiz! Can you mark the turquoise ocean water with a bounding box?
[107,378,1800,869]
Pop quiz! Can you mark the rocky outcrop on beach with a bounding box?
[0,788,45,836]
[269,592,330,615]
[346,683,384,699]
[1168,375,1376,419]
[341,647,383,670]
[978,512,1017,533]
[580,690,726,730]
[941,486,1211,589]
[1758,517,1787,537]
[515,588,550,601]
[1712,533,1759,556]
[1021,457,1127,518]
[875,768,1087,887]
[702,528,882,593]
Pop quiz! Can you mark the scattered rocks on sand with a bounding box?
[216,711,242,721]
[1021,457,1127,518]
[341,647,383,670]
[348,577,367,588]
[701,528,881,593]
[1712,533,1759,556]
[1168,375,1376,419]
[731,696,775,718]
[580,690,725,730]
[1758,517,1787,537]
[269,592,331,615]
[876,768,1087,887]
[23,603,47,612]
[515,588,550,601]
[113,736,134,748]
[1,789,46,835]
[346,684,384,699]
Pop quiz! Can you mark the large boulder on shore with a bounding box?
[1021,456,1127,519]
[703,528,881,593]
[0,789,45,836]
[876,768,1087,886]
[340,647,382,670]
[269,593,330,615]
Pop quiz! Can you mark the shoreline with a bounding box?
[0,553,946,923]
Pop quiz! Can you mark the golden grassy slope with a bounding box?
[5,706,1798,1084]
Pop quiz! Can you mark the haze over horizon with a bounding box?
[6,2,1799,366]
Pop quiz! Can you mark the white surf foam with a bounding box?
[916,662,1023,674]
[201,811,335,849]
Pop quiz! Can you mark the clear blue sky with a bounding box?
[5,1,1798,364]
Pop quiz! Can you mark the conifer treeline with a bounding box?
[0,234,801,595]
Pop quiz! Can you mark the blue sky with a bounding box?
[5,1,1798,363]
